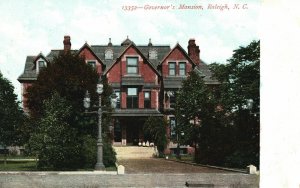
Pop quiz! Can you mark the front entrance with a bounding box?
[126,122,140,145]
[113,117,145,146]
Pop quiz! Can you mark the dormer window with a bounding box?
[149,49,157,60]
[39,61,46,69]
[36,60,46,73]
[105,49,113,60]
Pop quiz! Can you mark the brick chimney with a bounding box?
[63,35,71,53]
[188,39,200,65]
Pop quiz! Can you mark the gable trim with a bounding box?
[159,43,196,67]
[104,43,161,77]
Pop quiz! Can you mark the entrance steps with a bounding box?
[113,146,156,159]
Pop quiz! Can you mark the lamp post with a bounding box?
[83,76,117,170]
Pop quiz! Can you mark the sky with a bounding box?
[0,0,259,100]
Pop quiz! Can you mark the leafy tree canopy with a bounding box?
[209,40,260,168]
[0,72,24,148]
[209,40,260,113]
[144,116,168,156]
[24,52,116,168]
[26,52,99,119]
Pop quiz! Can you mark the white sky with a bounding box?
[0,0,259,100]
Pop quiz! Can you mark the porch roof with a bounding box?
[111,109,163,117]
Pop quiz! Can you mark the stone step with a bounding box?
[113,146,156,159]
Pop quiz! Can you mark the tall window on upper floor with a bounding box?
[126,57,138,74]
[144,91,151,109]
[127,88,138,108]
[168,62,176,76]
[179,62,186,76]
[87,60,96,69]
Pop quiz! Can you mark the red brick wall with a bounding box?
[21,82,33,112]
[121,87,127,108]
[107,46,157,83]
[162,47,193,77]
[139,90,144,108]
[79,47,103,74]
[151,89,158,109]
[107,46,159,109]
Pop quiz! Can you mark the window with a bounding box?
[127,57,138,74]
[105,49,113,60]
[149,49,157,60]
[127,88,138,108]
[167,91,176,109]
[87,61,96,69]
[169,62,176,76]
[179,62,186,76]
[144,91,151,108]
[115,91,120,108]
[170,117,176,140]
[38,61,46,69]
[37,60,46,73]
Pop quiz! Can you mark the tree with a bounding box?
[29,92,81,169]
[144,116,168,156]
[172,40,259,168]
[176,71,222,163]
[209,40,260,168]
[26,52,98,120]
[25,52,116,169]
[0,72,24,165]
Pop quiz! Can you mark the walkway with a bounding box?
[114,146,234,174]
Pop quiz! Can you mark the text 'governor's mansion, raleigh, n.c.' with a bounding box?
[18,36,218,153]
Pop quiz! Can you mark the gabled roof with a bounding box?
[18,38,218,85]
[18,56,37,82]
[121,36,133,46]
[33,52,49,65]
[103,42,162,77]
[194,60,220,85]
[18,50,78,82]
[159,43,196,67]
[77,42,105,67]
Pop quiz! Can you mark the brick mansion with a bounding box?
[18,36,218,151]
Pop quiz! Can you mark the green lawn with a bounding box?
[0,160,116,171]
[0,161,37,171]
[0,154,36,160]
[167,154,194,162]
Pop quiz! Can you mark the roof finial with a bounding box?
[108,38,112,46]
[148,38,152,46]
[127,35,129,39]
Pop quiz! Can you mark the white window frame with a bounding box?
[36,58,47,74]
[126,57,139,75]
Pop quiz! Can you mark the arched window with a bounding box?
[105,49,113,60]
[149,49,157,60]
